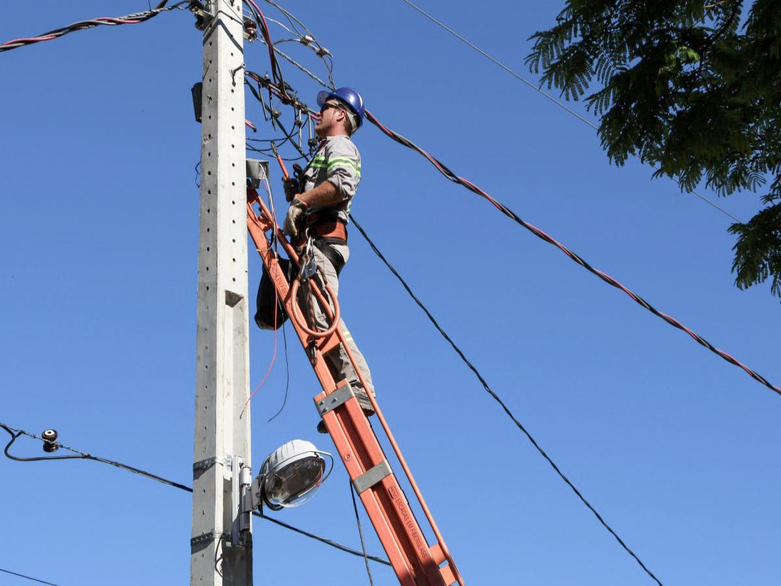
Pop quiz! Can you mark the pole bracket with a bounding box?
[190,531,231,548]
[193,456,226,472]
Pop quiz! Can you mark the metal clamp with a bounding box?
[191,531,231,548]
[193,456,226,472]
[353,460,392,494]
[316,384,356,418]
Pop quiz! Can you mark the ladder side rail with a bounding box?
[322,390,423,586]
[336,332,464,585]
[315,385,444,585]
[247,191,461,585]
[247,193,428,581]
[333,293,466,586]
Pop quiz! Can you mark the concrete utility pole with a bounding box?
[191,0,252,584]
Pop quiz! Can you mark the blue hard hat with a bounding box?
[317,87,365,129]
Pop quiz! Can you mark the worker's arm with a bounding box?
[297,179,343,209]
[284,173,346,239]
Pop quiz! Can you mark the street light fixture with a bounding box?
[258,439,333,510]
[233,439,332,547]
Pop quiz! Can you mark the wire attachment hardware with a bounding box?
[231,455,254,548]
[243,17,258,42]
[41,429,58,453]
[191,530,231,549]
[189,0,212,30]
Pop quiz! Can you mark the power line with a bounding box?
[349,215,664,586]
[0,422,391,568]
[363,108,781,398]
[244,31,652,582]
[249,67,664,579]
[399,0,744,224]
[257,0,336,88]
[242,72,777,577]
[350,480,376,584]
[247,58,667,578]
[0,567,59,586]
[0,1,191,53]
[255,510,391,567]
[1,423,192,492]
[402,0,595,127]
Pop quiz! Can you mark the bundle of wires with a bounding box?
[0,1,190,53]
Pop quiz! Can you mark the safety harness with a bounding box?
[295,209,347,276]
[305,209,347,243]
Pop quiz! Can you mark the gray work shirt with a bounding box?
[302,135,361,223]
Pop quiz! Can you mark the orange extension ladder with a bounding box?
[247,186,465,586]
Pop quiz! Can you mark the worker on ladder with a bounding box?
[283,87,376,432]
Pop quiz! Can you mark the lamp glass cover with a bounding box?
[264,456,326,508]
[260,439,330,509]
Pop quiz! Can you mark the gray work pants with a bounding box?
[301,242,376,412]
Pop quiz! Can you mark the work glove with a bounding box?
[283,197,308,241]
[284,164,305,202]
[283,178,299,202]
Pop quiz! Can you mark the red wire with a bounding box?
[2,35,57,46]
[363,107,781,397]
[245,0,280,84]
[242,179,282,415]
[93,18,143,24]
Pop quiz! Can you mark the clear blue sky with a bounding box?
[1,1,779,585]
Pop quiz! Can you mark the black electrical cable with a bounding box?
[350,480,375,585]
[266,321,291,422]
[257,0,335,88]
[399,0,744,224]
[240,71,768,583]
[245,71,313,158]
[348,216,665,586]
[248,140,305,160]
[0,567,59,586]
[261,0,318,49]
[363,109,781,398]
[254,510,391,566]
[0,1,190,53]
[245,78,266,106]
[250,71,780,397]
[244,95,308,153]
[1,422,391,566]
[1,423,193,492]
[245,114,301,157]
[243,0,285,91]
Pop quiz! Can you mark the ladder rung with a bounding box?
[317,330,341,355]
[430,543,446,565]
[439,563,456,585]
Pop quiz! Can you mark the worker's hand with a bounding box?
[283,197,308,240]
[283,178,299,202]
